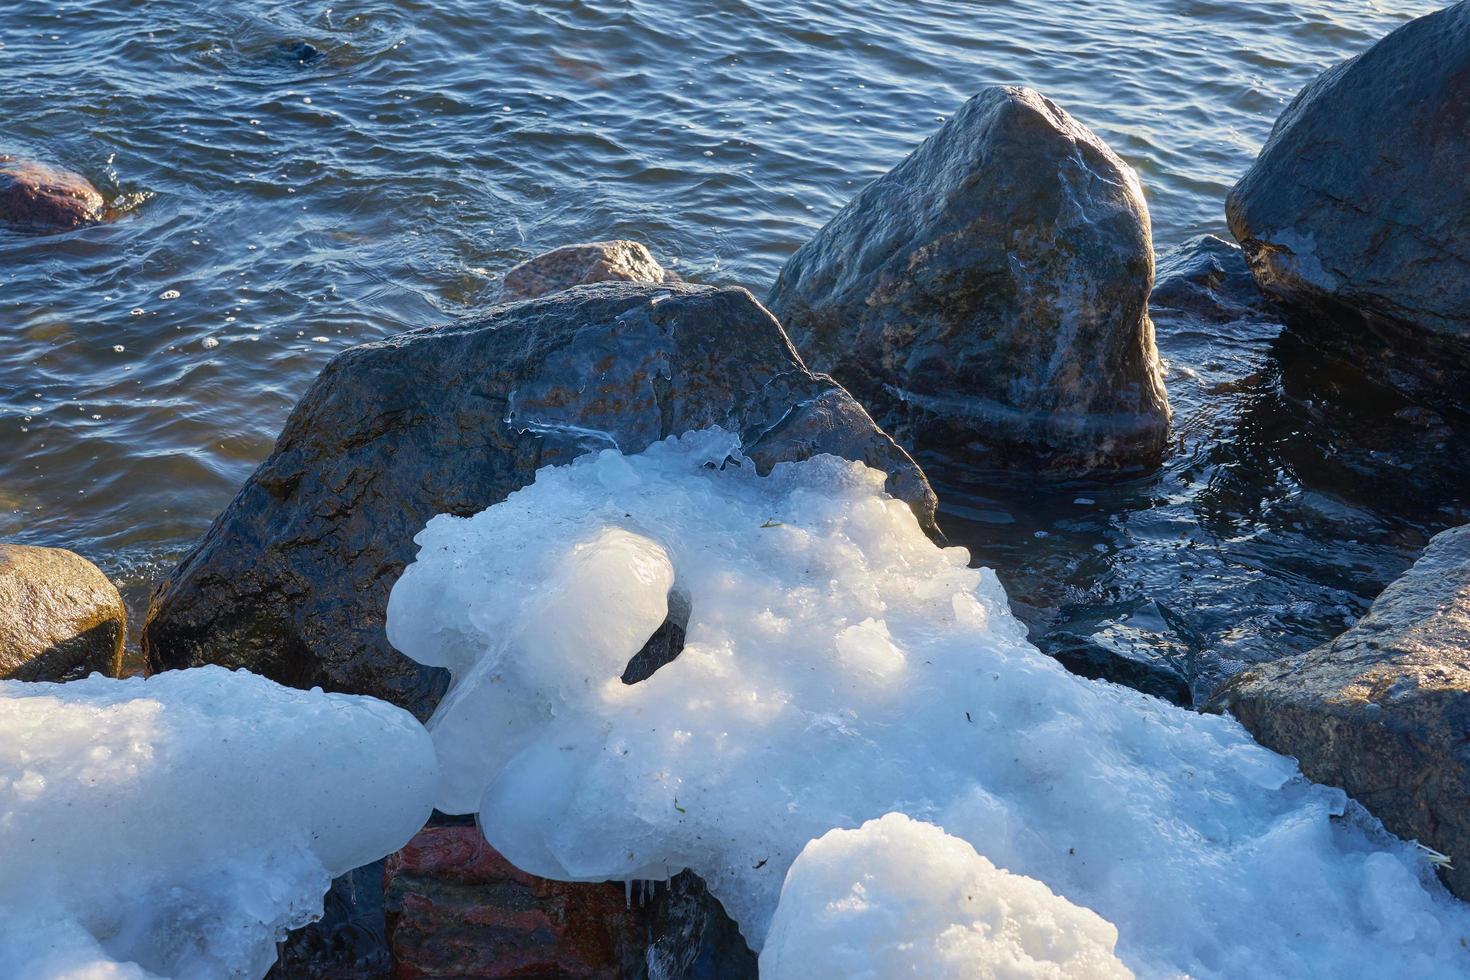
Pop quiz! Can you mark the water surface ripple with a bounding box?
[0,0,1445,670]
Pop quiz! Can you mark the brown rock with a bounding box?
[0,543,125,681]
[143,282,935,720]
[500,241,678,302]
[1208,523,1470,899]
[0,160,105,232]
[767,86,1169,472]
[384,825,645,979]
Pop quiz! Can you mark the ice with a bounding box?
[760,813,1131,979]
[388,428,1470,978]
[0,667,438,979]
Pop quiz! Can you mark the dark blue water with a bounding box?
[0,0,1450,677]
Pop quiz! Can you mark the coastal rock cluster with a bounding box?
[6,1,1470,975]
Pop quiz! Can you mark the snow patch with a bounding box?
[760,813,1131,979]
[388,428,1470,977]
[0,667,438,979]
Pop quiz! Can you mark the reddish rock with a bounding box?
[500,240,678,302]
[0,159,105,232]
[384,825,646,978]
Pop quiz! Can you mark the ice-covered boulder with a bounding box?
[1226,2,1470,395]
[499,240,678,302]
[1211,522,1470,901]
[1,543,125,682]
[144,282,934,721]
[388,429,1470,977]
[767,86,1170,471]
[0,667,437,979]
[760,814,1131,979]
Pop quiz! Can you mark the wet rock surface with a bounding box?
[0,543,124,682]
[767,85,1169,472]
[143,282,935,720]
[1210,523,1470,900]
[1226,1,1470,395]
[383,823,755,979]
[0,159,105,233]
[932,233,1469,704]
[500,240,679,303]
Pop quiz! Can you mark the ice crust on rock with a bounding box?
[0,667,438,979]
[388,429,1470,978]
[760,813,1131,979]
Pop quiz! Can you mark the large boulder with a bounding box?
[144,282,936,720]
[501,240,678,303]
[0,159,105,232]
[1209,523,1470,900]
[1225,2,1470,393]
[0,544,124,682]
[767,86,1169,471]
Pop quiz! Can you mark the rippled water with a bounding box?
[0,0,1448,672]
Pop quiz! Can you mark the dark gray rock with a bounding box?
[144,282,936,720]
[1151,235,1276,325]
[1225,2,1470,394]
[1209,523,1470,900]
[767,85,1169,472]
[0,543,125,681]
[501,240,679,303]
[0,159,105,233]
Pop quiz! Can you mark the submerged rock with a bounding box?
[1151,234,1276,325]
[143,282,935,720]
[0,160,105,232]
[767,85,1169,471]
[1210,523,1470,900]
[1225,2,1470,395]
[0,544,124,682]
[500,240,678,302]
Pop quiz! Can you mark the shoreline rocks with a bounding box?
[500,240,679,303]
[0,544,124,682]
[1225,1,1470,396]
[143,282,936,720]
[0,159,105,233]
[1209,523,1470,900]
[768,86,1170,472]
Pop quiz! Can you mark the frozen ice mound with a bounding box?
[0,667,438,979]
[760,813,1131,979]
[388,428,1470,978]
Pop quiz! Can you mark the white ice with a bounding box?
[760,813,1131,979]
[0,667,438,979]
[387,428,1470,978]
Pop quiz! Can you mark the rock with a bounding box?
[1225,2,1470,394]
[0,160,105,232]
[144,282,936,720]
[267,861,391,980]
[1151,235,1276,325]
[500,240,679,303]
[767,85,1169,471]
[1044,599,1196,706]
[1209,523,1470,900]
[383,823,756,979]
[0,544,124,682]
